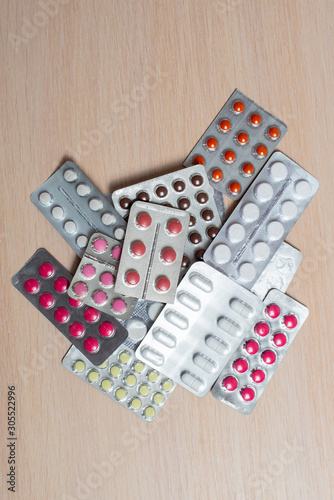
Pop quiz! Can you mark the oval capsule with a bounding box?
[164,310,188,330]
[152,328,176,348]
[189,272,213,293]
[217,317,242,337]
[177,291,201,311]
[193,353,218,374]
[181,372,205,393]
[229,298,255,318]
[205,335,230,356]
[139,347,164,366]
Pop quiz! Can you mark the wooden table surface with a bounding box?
[1,1,333,499]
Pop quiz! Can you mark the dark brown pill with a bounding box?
[156,186,168,198]
[196,192,209,204]
[191,175,204,187]
[189,215,196,227]
[207,226,219,239]
[181,255,189,268]
[120,197,131,209]
[196,249,205,260]
[178,197,190,210]
[201,209,214,221]
[189,232,202,245]
[163,203,173,208]
[173,180,185,192]
[137,191,150,202]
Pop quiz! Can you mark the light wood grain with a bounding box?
[1,1,333,499]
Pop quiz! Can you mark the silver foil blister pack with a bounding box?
[136,262,263,397]
[211,289,309,414]
[31,161,126,256]
[62,344,176,421]
[114,201,189,303]
[183,89,287,199]
[204,152,319,290]
[68,232,137,320]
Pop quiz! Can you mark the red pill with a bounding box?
[266,303,281,319]
[207,137,218,150]
[54,277,69,293]
[167,219,182,234]
[224,150,236,162]
[219,119,231,131]
[252,369,266,383]
[262,350,277,365]
[156,277,170,292]
[54,307,69,323]
[241,387,255,401]
[237,132,249,144]
[273,333,287,347]
[256,144,268,157]
[24,278,39,294]
[284,314,298,329]
[243,163,254,175]
[269,127,280,139]
[137,213,152,228]
[84,337,99,353]
[244,339,259,355]
[68,297,83,308]
[193,156,205,165]
[162,248,176,263]
[234,101,244,113]
[229,181,241,194]
[39,262,55,278]
[223,376,238,391]
[84,307,100,323]
[131,241,146,257]
[99,322,115,337]
[39,293,54,309]
[126,271,140,286]
[212,169,223,181]
[69,322,84,338]
[254,322,270,337]
[250,113,261,126]
[233,358,249,373]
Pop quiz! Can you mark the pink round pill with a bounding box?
[112,298,126,312]
[68,297,83,308]
[73,282,88,297]
[266,303,281,319]
[112,246,122,260]
[99,322,115,337]
[93,238,107,252]
[93,291,107,305]
[100,272,114,286]
[82,264,96,278]
[84,337,99,353]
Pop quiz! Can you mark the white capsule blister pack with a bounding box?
[251,241,302,299]
[136,262,264,397]
[204,152,319,289]
[31,161,126,256]
[114,201,189,303]
[68,232,137,320]
[211,289,309,414]
[183,89,287,199]
[62,343,176,421]
[111,165,223,265]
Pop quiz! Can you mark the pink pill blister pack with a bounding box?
[183,89,287,199]
[68,233,137,320]
[11,249,128,365]
[204,152,319,290]
[112,165,222,265]
[136,262,264,397]
[211,289,309,414]
[31,161,126,256]
[114,201,189,303]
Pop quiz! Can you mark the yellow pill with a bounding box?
[139,384,150,397]
[125,374,137,387]
[115,388,127,401]
[87,370,99,383]
[162,379,173,392]
[101,379,112,392]
[144,406,156,419]
[74,360,85,373]
[148,370,159,383]
[110,365,121,377]
[153,392,165,405]
[130,398,142,410]
[119,351,130,364]
[99,360,108,369]
[133,361,145,373]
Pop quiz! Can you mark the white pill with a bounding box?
[193,354,217,374]
[218,317,241,337]
[238,262,256,282]
[76,183,91,196]
[227,223,246,243]
[63,168,77,182]
[267,220,284,240]
[241,202,260,222]
[89,197,103,211]
[39,192,52,205]
[181,372,205,393]
[294,179,312,199]
[229,298,255,318]
[269,161,288,181]
[102,212,116,226]
[64,220,76,234]
[52,206,64,220]
[189,272,213,293]
[177,292,201,311]
[165,310,188,330]
[254,182,274,202]
[127,319,147,342]
[148,302,164,321]
[253,241,270,260]
[205,335,230,356]
[140,346,164,366]
[76,235,88,248]
[280,200,298,219]
[212,244,232,264]
[114,227,125,240]
[152,328,176,348]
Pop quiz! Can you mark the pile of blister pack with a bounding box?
[12,90,319,420]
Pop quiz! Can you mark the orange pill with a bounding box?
[212,169,223,181]
[237,132,249,144]
[219,119,231,132]
[250,113,261,126]
[256,144,268,157]
[269,126,280,139]
[243,163,254,175]
[224,150,236,162]
[233,101,244,113]
[229,182,241,194]
[193,155,205,165]
[207,137,218,150]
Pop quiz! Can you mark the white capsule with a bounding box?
[229,298,255,318]
[193,354,217,374]
[217,317,241,337]
[164,310,188,330]
[189,272,213,293]
[205,335,230,355]
[181,372,205,393]
[177,291,201,311]
[152,328,176,348]
[140,346,164,366]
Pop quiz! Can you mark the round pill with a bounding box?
[202,209,214,221]
[99,360,108,369]
[127,319,147,341]
[280,200,298,219]
[102,212,116,226]
[196,192,209,205]
[267,220,284,240]
[39,262,55,278]
[153,393,164,405]
[84,338,99,353]
[24,279,40,294]
[262,350,276,364]
[134,362,145,373]
[227,223,245,243]
[212,169,223,181]
[63,169,77,182]
[254,182,274,202]
[144,406,156,419]
[212,244,231,264]
[244,339,259,355]
[39,293,54,308]
[268,126,280,139]
[54,277,69,293]
[196,249,204,260]
[156,277,170,292]
[76,235,88,248]
[115,388,127,400]
[130,398,142,410]
[256,144,268,157]
[89,198,103,211]
[294,180,312,199]
[139,384,150,396]
[233,358,249,373]
[168,219,182,234]
[74,360,85,373]
[148,303,164,321]
[64,220,76,234]
[237,132,249,144]
[101,379,112,392]
[93,291,107,305]
[173,180,185,192]
[219,119,231,131]
[110,365,121,377]
[178,197,190,210]
[156,186,168,198]
[241,202,260,222]
[119,351,130,364]
[98,321,115,337]
[76,183,91,196]
[233,101,244,113]
[112,299,126,313]
[82,265,95,278]
[68,297,83,308]
[266,303,281,318]
[126,374,137,387]
[114,227,125,240]
[191,174,204,186]
[182,255,190,267]
[120,197,131,209]
[54,307,69,323]
[100,272,114,286]
[52,206,64,220]
[252,369,266,383]
[162,248,176,263]
[224,150,236,162]
[207,137,218,150]
[192,156,205,166]
[253,241,270,260]
[238,262,256,282]
[223,376,238,391]
[250,113,261,126]
[241,387,255,401]
[243,163,254,176]
[273,332,287,347]
[73,282,88,297]
[229,181,241,194]
[137,191,149,201]
[207,226,219,239]
[189,232,202,244]
[284,314,298,329]
[255,322,270,337]
[162,379,173,392]
[93,238,107,252]
[269,161,288,181]
[87,370,99,382]
[69,322,84,338]
[131,241,146,257]
[137,213,152,228]
[125,271,140,286]
[148,370,159,383]
[39,191,52,205]
[84,307,100,323]
[189,215,196,227]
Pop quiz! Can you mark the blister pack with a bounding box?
[183,89,287,199]
[68,232,137,320]
[114,201,189,303]
[204,152,319,289]
[31,161,126,256]
[136,262,263,397]
[211,289,309,414]
[62,344,176,421]
[111,165,222,265]
[11,249,128,365]
[251,241,302,299]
